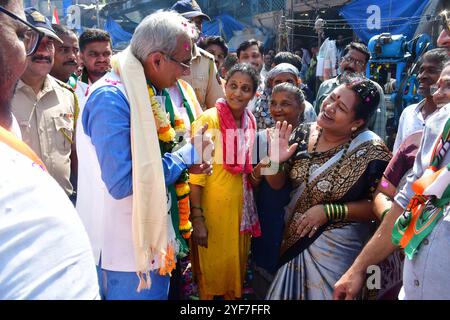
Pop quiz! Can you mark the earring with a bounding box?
[351,127,358,132]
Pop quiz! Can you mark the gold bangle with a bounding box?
[191,215,205,222]
[343,204,349,220]
[251,170,262,181]
[191,205,203,213]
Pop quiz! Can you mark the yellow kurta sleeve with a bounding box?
[189,172,207,187]
[189,108,219,187]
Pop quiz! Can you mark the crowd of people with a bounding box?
[1,0,450,301]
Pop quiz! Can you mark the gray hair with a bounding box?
[272,82,305,106]
[130,10,198,63]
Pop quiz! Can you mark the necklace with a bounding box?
[302,125,353,205]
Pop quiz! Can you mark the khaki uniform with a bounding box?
[181,46,224,110]
[12,75,76,195]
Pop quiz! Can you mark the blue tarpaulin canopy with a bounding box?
[202,14,246,42]
[62,0,72,15]
[340,0,429,43]
[104,17,132,46]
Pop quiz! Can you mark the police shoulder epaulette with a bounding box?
[54,77,75,92]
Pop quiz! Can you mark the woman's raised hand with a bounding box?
[268,121,298,164]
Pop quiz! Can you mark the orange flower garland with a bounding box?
[148,86,177,143]
[147,86,193,241]
[176,181,192,239]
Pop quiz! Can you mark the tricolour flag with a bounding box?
[52,6,60,24]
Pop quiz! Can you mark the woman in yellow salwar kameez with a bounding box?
[189,64,262,299]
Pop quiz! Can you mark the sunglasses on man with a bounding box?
[0,5,45,56]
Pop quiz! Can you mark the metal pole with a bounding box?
[290,0,294,51]
[96,0,100,28]
[278,13,287,52]
[316,30,322,96]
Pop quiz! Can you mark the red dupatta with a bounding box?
[216,98,261,237]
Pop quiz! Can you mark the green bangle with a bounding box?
[380,208,390,221]
[324,203,347,222]
[324,204,331,221]
[333,204,339,220]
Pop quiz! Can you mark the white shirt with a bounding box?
[393,100,436,153]
[75,81,89,110]
[76,74,135,271]
[0,141,99,299]
[399,207,450,299]
[167,85,193,134]
[260,67,270,80]
[9,113,22,140]
[248,81,266,114]
[395,103,450,299]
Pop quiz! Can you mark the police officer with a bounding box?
[11,8,77,198]
[50,24,79,85]
[171,0,224,110]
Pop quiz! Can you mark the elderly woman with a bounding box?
[265,77,391,300]
[250,83,309,298]
[254,63,316,130]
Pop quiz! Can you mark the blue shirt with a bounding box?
[82,85,199,200]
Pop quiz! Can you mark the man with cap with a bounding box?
[11,7,78,200]
[171,0,224,110]
[171,0,209,35]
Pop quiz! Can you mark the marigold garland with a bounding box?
[148,86,176,142]
[147,85,193,242]
[159,244,175,275]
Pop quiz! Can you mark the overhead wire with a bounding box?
[285,15,436,31]
[288,17,436,25]
[288,14,436,22]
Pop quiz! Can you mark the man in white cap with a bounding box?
[171,0,224,110]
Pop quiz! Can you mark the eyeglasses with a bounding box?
[0,5,45,56]
[163,53,192,69]
[430,81,450,95]
[440,10,450,32]
[342,55,366,68]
